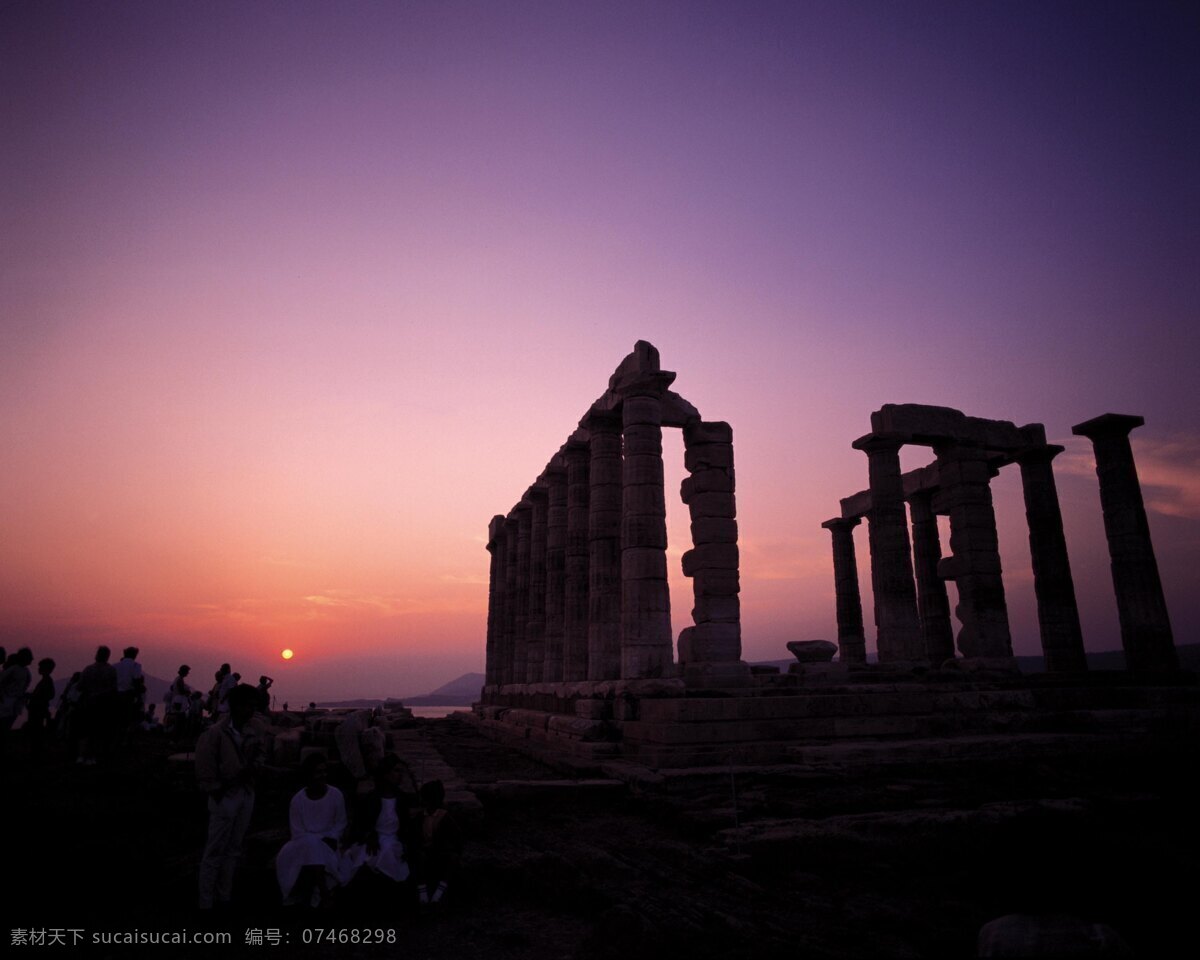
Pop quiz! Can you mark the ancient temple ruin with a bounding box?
[476,348,1186,769]
[482,340,749,696]
[825,404,1178,674]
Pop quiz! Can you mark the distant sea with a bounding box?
[407,705,469,719]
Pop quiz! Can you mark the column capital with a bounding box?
[1072,413,1145,440]
[821,516,861,532]
[1014,444,1064,466]
[852,432,906,455]
[580,408,621,433]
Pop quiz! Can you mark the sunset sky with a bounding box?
[3,1,1197,704]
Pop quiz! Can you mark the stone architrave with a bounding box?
[484,515,507,686]
[562,436,591,681]
[679,420,749,686]
[907,491,955,664]
[1072,414,1177,671]
[525,486,549,683]
[820,517,867,664]
[852,434,924,661]
[620,392,673,679]
[511,503,533,685]
[542,463,568,683]
[500,514,520,685]
[934,443,1013,660]
[585,411,622,681]
[1015,443,1087,672]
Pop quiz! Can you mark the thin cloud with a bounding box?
[1057,432,1200,521]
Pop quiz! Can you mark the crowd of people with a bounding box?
[195,682,460,911]
[4,643,463,913]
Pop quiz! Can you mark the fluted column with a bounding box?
[907,491,955,664]
[563,436,591,681]
[1016,444,1087,672]
[620,393,673,679]
[511,503,532,685]
[935,444,1012,660]
[852,434,924,661]
[542,463,568,683]
[820,516,867,664]
[500,514,520,685]
[525,486,549,683]
[585,411,622,680]
[1072,414,1177,671]
[678,420,749,686]
[485,515,507,687]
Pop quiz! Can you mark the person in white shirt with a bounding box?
[276,753,347,906]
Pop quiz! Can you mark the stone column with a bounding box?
[511,503,532,685]
[563,436,591,681]
[820,516,867,664]
[1015,444,1087,672]
[678,420,749,686]
[934,444,1013,660]
[907,491,955,664]
[1072,414,1177,671]
[485,515,507,687]
[620,393,673,679]
[852,434,924,661]
[525,486,549,683]
[585,411,622,680]
[542,462,568,683]
[500,514,520,685]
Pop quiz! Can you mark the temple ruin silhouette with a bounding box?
[477,341,1185,767]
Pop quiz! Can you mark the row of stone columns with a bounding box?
[485,360,749,689]
[823,412,1175,673]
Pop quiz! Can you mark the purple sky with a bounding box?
[2,1,1197,703]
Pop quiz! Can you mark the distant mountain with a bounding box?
[402,672,485,707]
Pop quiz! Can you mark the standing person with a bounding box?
[77,646,118,765]
[254,676,273,714]
[275,754,347,906]
[0,647,34,753]
[165,666,191,737]
[25,658,56,759]
[114,646,145,738]
[413,780,462,908]
[215,664,236,717]
[194,684,268,909]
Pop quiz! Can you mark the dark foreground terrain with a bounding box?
[5,713,1196,958]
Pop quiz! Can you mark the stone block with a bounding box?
[547,715,608,741]
[622,396,662,426]
[273,730,303,766]
[622,547,668,580]
[690,518,738,543]
[623,453,664,484]
[687,491,736,520]
[622,432,663,457]
[681,543,739,576]
[622,578,672,614]
[680,468,734,503]
[692,569,740,597]
[623,484,666,516]
[574,698,611,720]
[621,514,668,549]
[977,914,1130,959]
[692,596,740,622]
[683,420,733,445]
[678,622,740,661]
[684,443,734,472]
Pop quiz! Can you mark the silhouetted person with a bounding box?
[209,664,234,717]
[254,676,273,714]
[276,753,346,906]
[414,780,462,907]
[0,647,34,754]
[114,646,145,734]
[77,646,118,765]
[25,657,56,759]
[342,753,417,894]
[56,671,83,755]
[195,683,267,909]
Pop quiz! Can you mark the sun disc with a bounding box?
[281,648,294,660]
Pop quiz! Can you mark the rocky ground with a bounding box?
[6,713,1197,958]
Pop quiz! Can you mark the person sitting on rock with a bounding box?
[413,779,462,907]
[341,753,417,893]
[276,753,347,907]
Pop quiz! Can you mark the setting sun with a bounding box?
[281,649,294,661]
